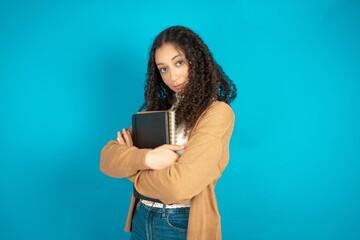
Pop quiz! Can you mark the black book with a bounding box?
[131,110,176,149]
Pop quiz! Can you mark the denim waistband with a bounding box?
[138,200,190,214]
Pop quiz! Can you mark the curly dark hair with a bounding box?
[140,26,237,134]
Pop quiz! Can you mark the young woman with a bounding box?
[100,26,237,240]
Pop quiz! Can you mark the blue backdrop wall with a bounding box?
[1,0,359,239]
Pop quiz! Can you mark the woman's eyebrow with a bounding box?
[171,54,182,61]
[156,54,183,66]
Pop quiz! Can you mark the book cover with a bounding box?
[131,110,175,148]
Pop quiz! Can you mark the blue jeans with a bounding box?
[130,201,189,240]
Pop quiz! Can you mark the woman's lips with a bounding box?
[174,83,185,91]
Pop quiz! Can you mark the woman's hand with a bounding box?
[145,144,184,170]
[117,128,183,170]
[117,128,133,147]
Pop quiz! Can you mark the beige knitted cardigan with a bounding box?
[100,101,235,239]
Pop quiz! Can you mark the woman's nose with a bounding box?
[169,69,179,82]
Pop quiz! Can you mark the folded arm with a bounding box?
[100,140,151,180]
[133,102,235,204]
[100,128,185,181]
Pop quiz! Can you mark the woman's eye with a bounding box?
[176,60,184,66]
[159,68,167,73]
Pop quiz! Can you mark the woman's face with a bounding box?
[155,43,189,93]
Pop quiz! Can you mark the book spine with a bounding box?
[168,111,176,144]
[131,115,138,147]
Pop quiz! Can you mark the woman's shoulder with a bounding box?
[198,101,235,123]
[206,101,235,117]
[190,101,235,135]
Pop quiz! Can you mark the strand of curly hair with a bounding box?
[139,26,237,135]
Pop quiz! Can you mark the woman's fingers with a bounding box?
[117,131,126,145]
[116,129,133,147]
[122,128,133,147]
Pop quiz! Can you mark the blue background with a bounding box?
[1,0,359,239]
